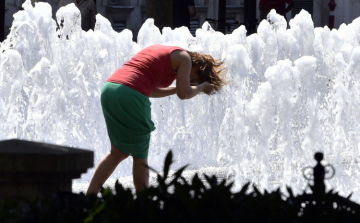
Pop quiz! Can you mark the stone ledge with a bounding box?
[0,139,94,200]
[107,5,135,13]
[0,139,93,173]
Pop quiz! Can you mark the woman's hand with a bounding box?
[199,82,214,95]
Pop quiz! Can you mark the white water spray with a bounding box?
[2,0,360,201]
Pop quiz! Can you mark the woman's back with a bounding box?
[106,44,185,97]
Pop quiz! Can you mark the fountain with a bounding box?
[2,0,360,202]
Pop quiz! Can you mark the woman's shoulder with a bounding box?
[170,50,190,71]
[170,49,189,58]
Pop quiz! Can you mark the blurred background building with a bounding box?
[2,0,360,42]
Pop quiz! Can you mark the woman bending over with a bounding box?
[87,44,226,194]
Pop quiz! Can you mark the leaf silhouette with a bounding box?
[163,150,173,179]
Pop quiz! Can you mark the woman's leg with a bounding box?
[86,143,129,195]
[132,157,149,192]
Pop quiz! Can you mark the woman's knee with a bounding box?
[133,157,148,166]
[110,144,129,161]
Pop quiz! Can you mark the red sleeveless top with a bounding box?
[106,44,185,97]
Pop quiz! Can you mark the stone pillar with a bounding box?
[0,139,93,201]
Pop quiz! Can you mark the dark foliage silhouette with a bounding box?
[1,151,360,223]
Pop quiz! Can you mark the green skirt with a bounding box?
[101,82,156,159]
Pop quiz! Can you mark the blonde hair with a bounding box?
[186,51,227,94]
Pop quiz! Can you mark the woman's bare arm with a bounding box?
[172,51,213,100]
[150,87,177,98]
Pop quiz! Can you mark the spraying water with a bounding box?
[2,0,360,201]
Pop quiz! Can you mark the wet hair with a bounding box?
[186,51,227,94]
